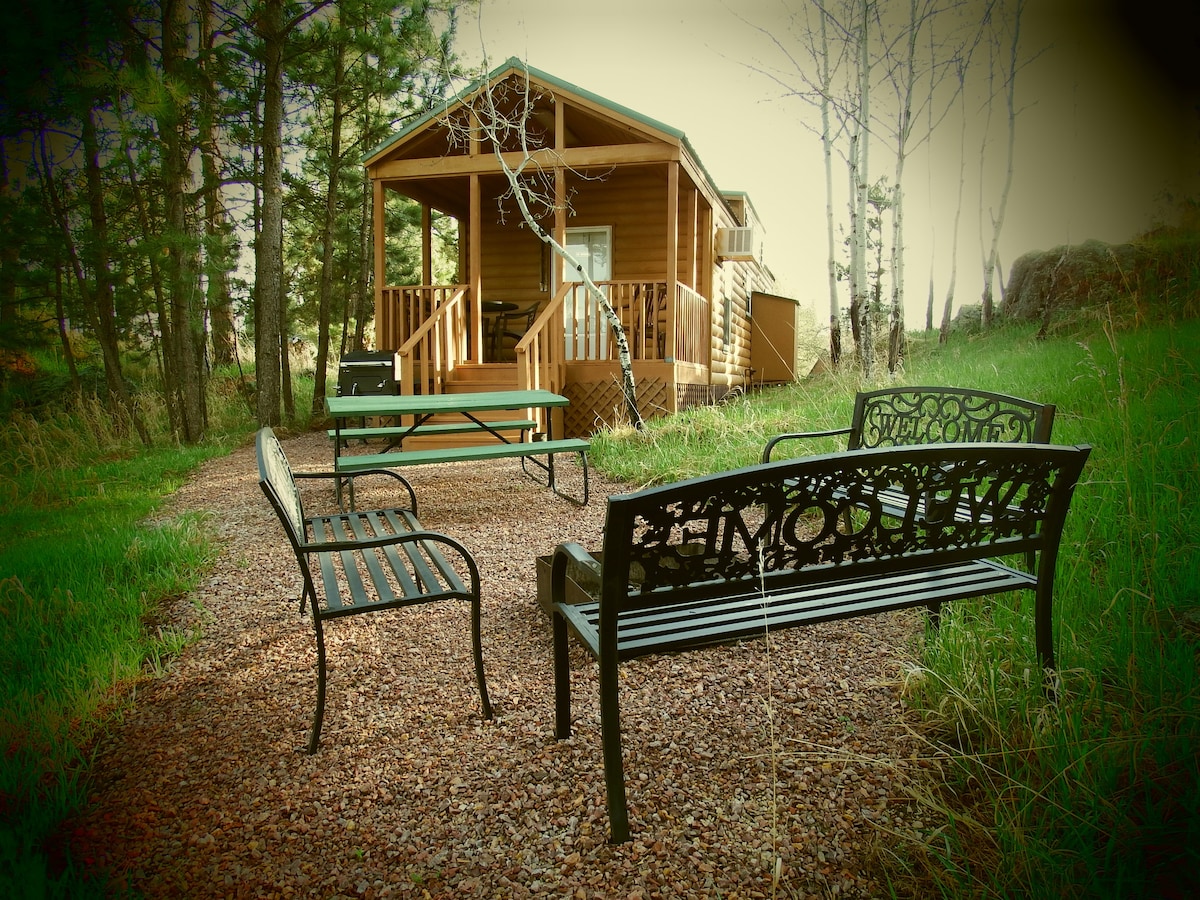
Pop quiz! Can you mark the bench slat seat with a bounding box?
[256,428,492,754]
[558,558,1034,658]
[334,437,590,470]
[550,442,1090,843]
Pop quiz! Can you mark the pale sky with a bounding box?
[456,0,1197,326]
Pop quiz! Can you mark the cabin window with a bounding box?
[563,226,612,359]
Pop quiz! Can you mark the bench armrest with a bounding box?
[761,427,851,463]
[293,467,419,514]
[550,542,602,606]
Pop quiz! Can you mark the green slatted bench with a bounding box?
[256,427,492,753]
[549,442,1091,843]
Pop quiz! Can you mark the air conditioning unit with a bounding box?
[717,226,757,261]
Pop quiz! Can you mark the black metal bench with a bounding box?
[549,442,1091,842]
[763,386,1057,534]
[256,427,492,753]
[762,385,1056,461]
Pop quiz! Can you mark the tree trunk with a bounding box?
[979,0,1022,330]
[940,59,971,344]
[817,1,842,367]
[852,0,873,374]
[199,0,236,369]
[255,0,285,426]
[159,0,207,443]
[887,0,919,374]
[847,130,862,353]
[312,37,344,416]
[61,114,149,444]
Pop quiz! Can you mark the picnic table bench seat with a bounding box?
[549,442,1091,842]
[335,438,591,506]
[256,427,492,753]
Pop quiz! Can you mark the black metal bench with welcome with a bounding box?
[549,442,1091,842]
[256,427,492,754]
[762,385,1056,462]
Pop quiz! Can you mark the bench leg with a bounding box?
[1034,584,1056,676]
[599,653,631,843]
[553,612,572,739]
[308,618,328,754]
[471,595,493,720]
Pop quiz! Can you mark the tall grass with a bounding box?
[0,369,314,897]
[592,318,1200,897]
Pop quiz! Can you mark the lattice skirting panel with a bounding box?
[678,382,719,412]
[564,378,673,437]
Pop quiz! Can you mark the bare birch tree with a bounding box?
[817,3,844,366]
[940,50,973,342]
[851,0,874,374]
[741,1,856,367]
[452,63,644,428]
[979,0,1024,329]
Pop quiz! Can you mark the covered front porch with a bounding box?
[375,278,713,435]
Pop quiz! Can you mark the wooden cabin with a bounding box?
[364,58,797,438]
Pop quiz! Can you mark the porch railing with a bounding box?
[382,278,711,412]
[514,284,568,433]
[673,283,710,366]
[560,280,674,362]
[394,286,469,396]
[379,285,468,351]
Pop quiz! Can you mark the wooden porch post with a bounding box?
[421,203,432,286]
[469,173,483,362]
[373,178,387,347]
[684,186,698,288]
[665,164,679,361]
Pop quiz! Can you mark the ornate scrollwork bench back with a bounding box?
[763,386,1056,462]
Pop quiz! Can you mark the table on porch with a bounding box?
[325,389,590,505]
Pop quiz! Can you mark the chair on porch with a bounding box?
[491,302,540,361]
[629,283,668,359]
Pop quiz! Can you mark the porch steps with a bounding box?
[401,362,532,450]
[445,362,519,392]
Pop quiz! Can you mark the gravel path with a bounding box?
[75,431,930,898]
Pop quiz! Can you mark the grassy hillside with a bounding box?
[593,320,1199,897]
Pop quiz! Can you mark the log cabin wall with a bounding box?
[566,167,668,279]
[480,194,549,306]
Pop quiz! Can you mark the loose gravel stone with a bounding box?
[74,431,932,897]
